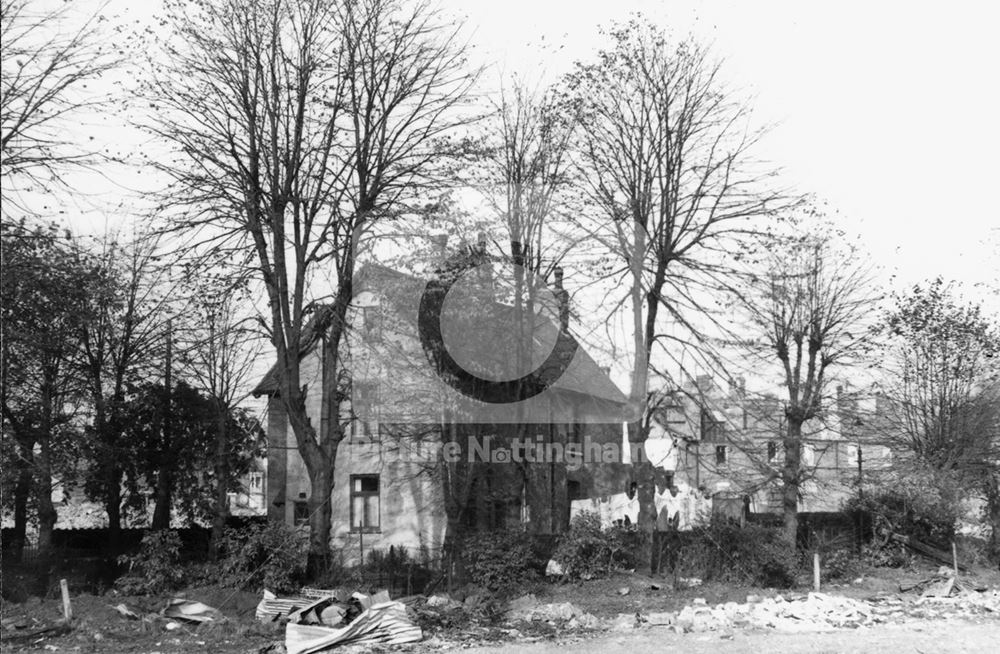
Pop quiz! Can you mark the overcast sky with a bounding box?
[46,0,999,308]
[442,0,999,300]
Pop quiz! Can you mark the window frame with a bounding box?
[361,302,383,343]
[351,381,381,442]
[293,500,310,526]
[349,474,381,534]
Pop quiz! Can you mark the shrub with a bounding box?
[459,530,537,593]
[553,512,647,580]
[674,520,797,588]
[860,542,910,568]
[820,548,858,582]
[220,521,306,593]
[846,468,968,548]
[115,530,185,595]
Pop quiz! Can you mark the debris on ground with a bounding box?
[109,603,141,620]
[257,590,346,623]
[425,594,462,610]
[891,533,969,571]
[163,598,223,624]
[546,559,565,576]
[285,597,421,654]
[635,584,1000,636]
[609,613,637,631]
[503,594,600,628]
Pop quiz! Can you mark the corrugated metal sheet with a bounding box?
[285,601,421,654]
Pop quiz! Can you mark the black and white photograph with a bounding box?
[1,1,998,652]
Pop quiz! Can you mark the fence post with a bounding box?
[60,579,72,622]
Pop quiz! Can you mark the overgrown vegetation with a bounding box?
[672,521,798,588]
[553,513,646,580]
[115,530,186,595]
[459,530,539,593]
[219,521,306,594]
[846,472,967,549]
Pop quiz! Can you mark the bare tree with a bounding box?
[565,18,785,530]
[148,0,475,570]
[740,224,876,545]
[0,0,116,212]
[180,272,263,558]
[477,78,579,533]
[77,233,172,551]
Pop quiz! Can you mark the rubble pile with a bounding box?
[648,593,879,634]
[503,593,602,629]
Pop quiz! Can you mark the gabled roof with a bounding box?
[252,262,627,407]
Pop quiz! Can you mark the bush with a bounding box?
[459,530,537,593]
[820,548,859,582]
[846,468,967,548]
[115,530,186,595]
[553,512,647,580]
[220,521,306,593]
[674,520,797,588]
[860,542,910,569]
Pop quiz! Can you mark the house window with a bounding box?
[352,382,380,441]
[293,500,310,526]
[362,303,382,342]
[350,475,380,533]
[767,441,777,462]
[700,409,724,442]
[715,445,728,465]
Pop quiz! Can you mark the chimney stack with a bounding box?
[554,267,569,333]
[431,233,448,259]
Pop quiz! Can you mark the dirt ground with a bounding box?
[2,560,998,653]
[1,585,278,653]
[450,621,1000,654]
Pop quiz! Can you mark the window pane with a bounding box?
[365,495,379,528]
[352,496,364,527]
[360,476,378,493]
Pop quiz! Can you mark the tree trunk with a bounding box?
[209,408,229,561]
[781,417,804,548]
[306,463,335,577]
[151,466,172,530]
[985,471,1000,564]
[106,466,122,553]
[35,437,56,557]
[154,333,173,531]
[36,374,57,556]
[10,439,33,562]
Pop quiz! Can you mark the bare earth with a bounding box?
[3,562,999,653]
[451,621,1000,654]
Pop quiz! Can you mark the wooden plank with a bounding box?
[60,579,73,622]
